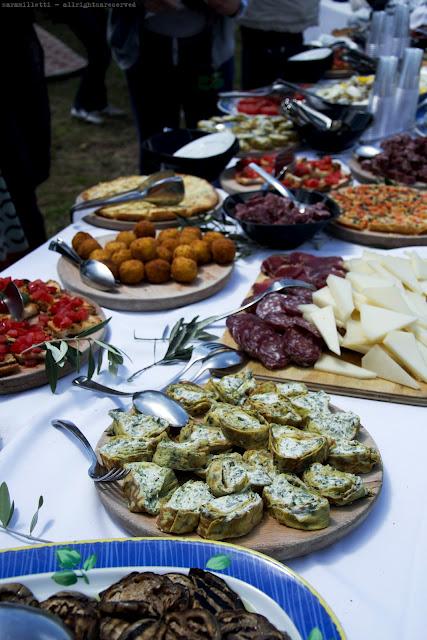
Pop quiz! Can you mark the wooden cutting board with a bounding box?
[95,405,382,562]
[328,220,427,249]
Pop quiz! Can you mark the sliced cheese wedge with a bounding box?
[419,280,427,296]
[360,305,416,342]
[346,272,393,293]
[353,291,368,312]
[309,306,341,355]
[314,354,376,379]
[344,258,374,275]
[298,303,319,322]
[403,290,427,321]
[345,343,371,354]
[312,286,336,309]
[326,275,354,322]
[380,255,421,293]
[417,339,427,366]
[368,261,404,289]
[413,325,427,347]
[407,251,427,280]
[342,319,372,348]
[361,286,412,315]
[383,330,427,383]
[362,345,420,389]
[362,249,382,262]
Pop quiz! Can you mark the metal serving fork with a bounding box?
[51,419,129,483]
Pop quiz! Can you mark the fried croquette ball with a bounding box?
[134,220,156,238]
[174,244,197,261]
[89,248,111,261]
[211,238,236,264]
[191,239,211,265]
[203,231,224,246]
[101,259,119,279]
[119,259,144,284]
[105,240,127,253]
[72,231,92,252]
[130,237,157,262]
[160,238,180,253]
[116,230,137,246]
[171,257,198,283]
[145,258,171,284]
[158,228,180,242]
[78,238,101,259]
[180,226,202,240]
[110,249,132,266]
[156,245,173,263]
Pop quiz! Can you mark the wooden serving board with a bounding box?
[57,235,233,312]
[349,157,427,191]
[95,407,382,562]
[328,220,427,249]
[0,296,106,395]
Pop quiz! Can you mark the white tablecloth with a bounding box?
[1,218,427,640]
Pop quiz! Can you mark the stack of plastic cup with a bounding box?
[392,4,411,58]
[390,47,423,134]
[362,56,398,142]
[379,11,397,56]
[366,11,385,58]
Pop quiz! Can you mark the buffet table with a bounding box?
[1,216,426,639]
[305,0,354,41]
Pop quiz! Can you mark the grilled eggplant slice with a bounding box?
[269,424,329,473]
[157,480,213,534]
[40,591,99,640]
[307,410,360,441]
[178,421,232,454]
[99,434,167,469]
[244,391,303,426]
[99,572,189,620]
[164,574,196,605]
[218,609,291,639]
[290,390,331,418]
[263,473,330,530]
[189,569,244,613]
[206,403,269,450]
[0,583,39,607]
[197,490,263,540]
[206,453,250,497]
[165,609,220,639]
[122,461,178,514]
[165,382,215,416]
[99,617,132,640]
[303,463,370,506]
[119,619,168,639]
[242,449,277,490]
[109,409,169,439]
[205,371,256,405]
[152,439,210,471]
[328,438,380,473]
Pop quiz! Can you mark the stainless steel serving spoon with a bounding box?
[49,237,119,292]
[0,281,24,320]
[248,162,307,213]
[188,349,246,382]
[353,144,381,160]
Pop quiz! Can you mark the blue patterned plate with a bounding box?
[0,537,345,640]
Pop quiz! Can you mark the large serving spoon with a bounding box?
[188,349,246,382]
[248,162,307,213]
[72,376,189,426]
[353,144,381,160]
[0,281,24,320]
[71,173,185,214]
[49,237,119,292]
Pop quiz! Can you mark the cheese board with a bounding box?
[95,401,382,562]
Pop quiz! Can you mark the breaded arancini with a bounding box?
[160,238,180,253]
[171,256,198,283]
[145,258,171,284]
[158,228,180,242]
[78,238,101,259]
[130,237,157,262]
[72,231,92,252]
[105,240,127,253]
[174,244,197,262]
[156,245,173,262]
[180,226,201,240]
[134,220,156,238]
[116,230,137,246]
[110,249,133,266]
[191,239,211,265]
[89,248,111,262]
[119,259,145,284]
[203,231,224,246]
[211,238,236,264]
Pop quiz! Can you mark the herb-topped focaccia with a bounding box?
[303,463,370,506]
[269,424,329,473]
[152,439,210,471]
[99,434,167,469]
[206,403,269,450]
[263,473,330,530]
[328,439,380,473]
[206,453,250,497]
[307,410,360,441]
[197,491,263,540]
[108,409,169,439]
[205,371,256,405]
[165,382,216,416]
[244,391,303,426]
[178,421,232,454]
[157,480,213,534]
[122,462,178,514]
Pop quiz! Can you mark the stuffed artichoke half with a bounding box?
[165,382,215,416]
[122,462,178,514]
[303,463,370,506]
[157,480,213,534]
[269,424,329,474]
[198,491,263,540]
[206,403,269,450]
[263,473,330,530]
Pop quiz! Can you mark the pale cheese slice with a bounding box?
[298,303,319,320]
[419,280,427,296]
[360,305,416,341]
[403,290,427,321]
[312,286,336,308]
[362,345,420,390]
[326,275,354,322]
[314,354,376,379]
[368,261,404,289]
[380,255,421,293]
[406,251,427,280]
[346,343,371,354]
[417,339,427,366]
[342,319,372,348]
[362,250,382,262]
[346,272,393,293]
[383,330,427,383]
[353,291,369,312]
[309,306,341,355]
[413,325,427,347]
[344,258,375,275]
[361,286,413,315]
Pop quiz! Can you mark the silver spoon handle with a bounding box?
[49,238,82,265]
[71,187,146,213]
[73,376,133,397]
[248,163,295,200]
[51,419,98,467]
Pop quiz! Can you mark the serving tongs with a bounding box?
[218,79,294,100]
[282,98,343,132]
[70,171,185,214]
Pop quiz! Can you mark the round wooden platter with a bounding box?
[0,295,106,395]
[95,405,382,562]
[57,235,233,312]
[328,220,427,249]
[349,157,427,190]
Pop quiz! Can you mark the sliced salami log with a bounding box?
[226,315,288,369]
[282,326,322,367]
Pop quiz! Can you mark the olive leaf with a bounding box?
[83,553,97,572]
[205,554,231,571]
[74,317,111,338]
[45,347,59,393]
[29,495,44,535]
[87,345,95,379]
[52,571,78,587]
[307,628,323,640]
[0,482,14,528]
[56,548,82,569]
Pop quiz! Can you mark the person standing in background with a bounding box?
[239,0,320,89]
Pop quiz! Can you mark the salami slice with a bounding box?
[283,326,322,367]
[226,314,288,369]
